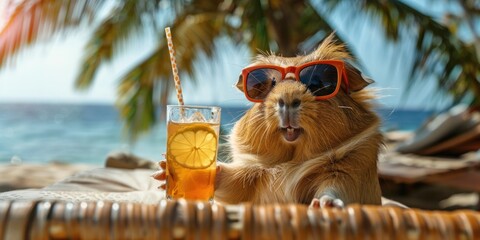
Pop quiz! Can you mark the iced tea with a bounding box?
[166,106,220,201]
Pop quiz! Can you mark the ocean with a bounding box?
[0,103,433,165]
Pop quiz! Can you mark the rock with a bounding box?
[105,152,158,170]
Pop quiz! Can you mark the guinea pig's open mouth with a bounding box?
[280,127,303,142]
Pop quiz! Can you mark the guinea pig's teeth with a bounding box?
[287,128,294,134]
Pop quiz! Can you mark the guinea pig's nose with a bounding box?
[278,98,301,109]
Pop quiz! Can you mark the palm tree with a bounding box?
[0,0,478,140]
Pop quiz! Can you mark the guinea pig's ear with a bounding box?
[235,74,245,92]
[345,62,374,92]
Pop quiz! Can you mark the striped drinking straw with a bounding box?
[165,27,185,106]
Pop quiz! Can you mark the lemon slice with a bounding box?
[168,125,217,169]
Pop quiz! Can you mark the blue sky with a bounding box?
[0,1,454,109]
[0,28,251,106]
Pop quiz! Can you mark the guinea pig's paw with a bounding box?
[310,195,345,209]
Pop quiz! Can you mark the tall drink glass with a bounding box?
[166,105,221,201]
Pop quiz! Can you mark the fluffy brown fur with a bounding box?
[215,34,383,206]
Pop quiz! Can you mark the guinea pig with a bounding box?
[214,34,383,207]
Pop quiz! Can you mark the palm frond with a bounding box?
[238,0,270,53]
[116,12,227,140]
[0,0,105,67]
[295,2,346,53]
[235,0,342,56]
[75,0,161,90]
[325,0,480,106]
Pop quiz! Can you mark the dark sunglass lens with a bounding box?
[299,64,338,96]
[246,68,282,100]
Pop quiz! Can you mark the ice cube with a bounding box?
[188,111,207,122]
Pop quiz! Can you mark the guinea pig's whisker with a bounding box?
[231,111,249,122]
[310,86,331,95]
[249,114,264,123]
[338,106,353,110]
[259,115,275,149]
[257,122,271,150]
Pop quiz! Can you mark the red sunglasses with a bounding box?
[241,60,349,102]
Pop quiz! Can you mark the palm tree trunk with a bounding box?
[265,1,302,56]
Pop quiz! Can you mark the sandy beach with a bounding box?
[0,160,477,210]
[0,162,97,192]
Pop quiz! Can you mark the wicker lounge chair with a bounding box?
[0,167,479,239]
[1,199,480,239]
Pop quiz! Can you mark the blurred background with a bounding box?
[0,0,478,165]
